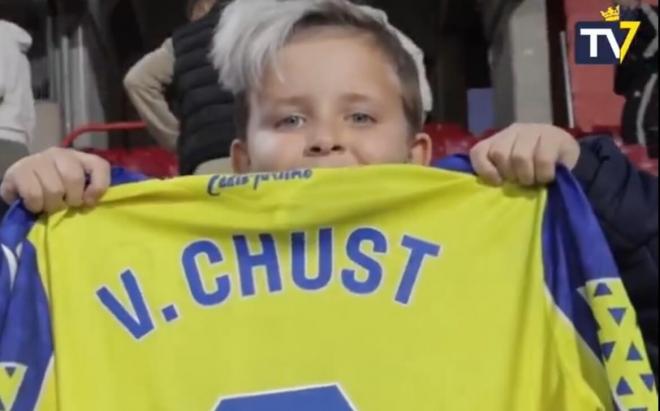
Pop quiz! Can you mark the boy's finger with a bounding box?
[33,161,67,213]
[470,143,503,185]
[534,135,560,184]
[0,177,19,205]
[17,171,46,213]
[487,131,516,182]
[510,131,541,186]
[76,152,111,205]
[54,154,86,208]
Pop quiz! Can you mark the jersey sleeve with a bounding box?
[435,155,658,409]
[541,162,657,409]
[0,206,53,410]
[0,167,147,410]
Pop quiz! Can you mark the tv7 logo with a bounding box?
[576,21,641,64]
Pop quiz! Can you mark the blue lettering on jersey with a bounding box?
[182,240,231,307]
[96,270,156,340]
[234,234,283,297]
[97,228,441,340]
[341,228,387,295]
[395,235,442,305]
[292,228,334,291]
[216,385,355,411]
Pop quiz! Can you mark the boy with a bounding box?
[1,0,657,378]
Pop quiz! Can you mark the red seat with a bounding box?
[424,123,477,161]
[63,122,178,179]
[619,144,658,175]
[424,123,468,136]
[84,148,178,178]
[130,148,179,178]
[620,144,649,164]
[591,125,622,139]
[565,127,586,139]
[638,159,659,176]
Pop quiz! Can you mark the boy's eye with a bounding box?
[276,115,306,129]
[349,113,376,125]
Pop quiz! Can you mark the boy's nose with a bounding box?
[305,143,345,156]
[304,126,346,156]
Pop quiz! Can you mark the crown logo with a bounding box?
[601,5,620,22]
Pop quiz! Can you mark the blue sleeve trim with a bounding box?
[432,155,475,174]
[0,207,52,410]
[0,167,146,409]
[110,167,149,186]
[0,206,39,329]
[541,167,619,357]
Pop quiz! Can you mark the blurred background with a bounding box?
[0,0,657,176]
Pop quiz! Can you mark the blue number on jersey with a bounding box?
[215,385,355,411]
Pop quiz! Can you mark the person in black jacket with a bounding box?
[124,0,236,175]
[615,0,658,158]
[574,136,659,379]
[171,1,237,175]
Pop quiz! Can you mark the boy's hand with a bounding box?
[470,123,580,186]
[0,148,111,214]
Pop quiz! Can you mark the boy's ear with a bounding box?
[230,139,251,174]
[409,132,433,166]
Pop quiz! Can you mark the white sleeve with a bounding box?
[0,34,35,145]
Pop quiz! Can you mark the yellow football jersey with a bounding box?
[0,162,655,410]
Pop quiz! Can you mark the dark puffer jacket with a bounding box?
[171,4,235,175]
[574,136,658,381]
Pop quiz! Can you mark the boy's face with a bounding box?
[231,27,432,174]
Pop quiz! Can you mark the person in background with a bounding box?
[615,0,658,158]
[0,18,35,179]
[123,0,236,175]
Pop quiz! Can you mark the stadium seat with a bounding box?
[84,148,178,178]
[565,127,585,139]
[638,159,659,176]
[64,123,179,178]
[425,123,477,161]
[618,144,658,175]
[590,125,622,139]
[620,144,649,165]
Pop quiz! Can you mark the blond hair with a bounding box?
[211,0,432,136]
